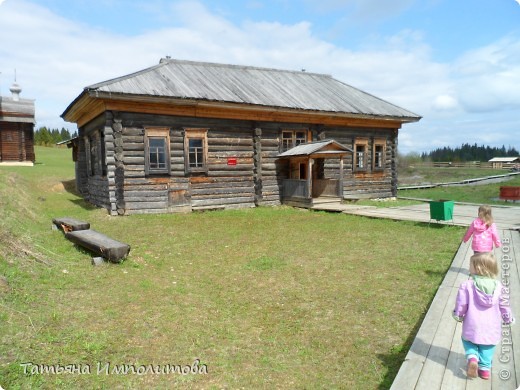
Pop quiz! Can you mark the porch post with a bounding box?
[308,158,313,199]
[339,156,344,198]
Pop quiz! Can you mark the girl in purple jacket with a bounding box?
[453,253,514,379]
[463,205,501,254]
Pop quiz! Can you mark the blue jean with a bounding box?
[462,338,497,371]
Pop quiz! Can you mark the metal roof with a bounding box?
[0,97,35,124]
[78,58,421,121]
[278,139,352,157]
[489,157,520,162]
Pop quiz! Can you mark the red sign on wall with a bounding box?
[227,157,237,166]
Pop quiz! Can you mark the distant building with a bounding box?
[488,157,520,169]
[0,82,35,165]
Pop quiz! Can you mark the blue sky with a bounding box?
[0,0,519,154]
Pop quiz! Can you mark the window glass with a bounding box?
[356,145,365,169]
[281,130,307,152]
[188,138,204,168]
[295,131,306,146]
[149,137,167,169]
[282,131,293,152]
[374,145,383,168]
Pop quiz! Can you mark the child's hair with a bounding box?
[470,252,498,278]
[478,205,494,227]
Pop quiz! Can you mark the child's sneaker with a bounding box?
[478,369,490,380]
[467,358,478,378]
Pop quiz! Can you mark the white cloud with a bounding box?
[453,37,520,113]
[432,95,459,111]
[0,0,518,154]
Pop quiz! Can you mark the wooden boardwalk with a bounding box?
[390,229,520,390]
[312,202,520,231]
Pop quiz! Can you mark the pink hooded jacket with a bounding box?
[453,278,513,345]
[463,218,501,252]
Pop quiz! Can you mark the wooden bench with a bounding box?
[500,186,520,202]
[52,217,90,232]
[65,229,130,263]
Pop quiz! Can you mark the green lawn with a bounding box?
[397,165,508,186]
[398,176,520,206]
[1,147,464,389]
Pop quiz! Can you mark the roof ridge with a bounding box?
[158,57,331,78]
[86,58,331,91]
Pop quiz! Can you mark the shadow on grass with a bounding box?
[412,221,461,230]
[61,179,109,212]
[426,266,469,280]
[61,179,80,196]
[68,199,100,211]
[60,180,100,211]
[377,312,424,389]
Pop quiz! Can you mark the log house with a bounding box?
[61,58,421,215]
[0,82,35,166]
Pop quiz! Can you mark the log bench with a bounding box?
[65,229,130,263]
[52,217,90,232]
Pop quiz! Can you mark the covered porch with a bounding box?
[277,139,352,208]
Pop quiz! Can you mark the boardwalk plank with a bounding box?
[511,231,520,388]
[391,229,520,389]
[497,230,520,389]
[415,285,460,390]
[443,241,471,288]
[390,285,452,389]
[440,323,467,388]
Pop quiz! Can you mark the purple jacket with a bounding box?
[463,218,501,252]
[453,278,513,345]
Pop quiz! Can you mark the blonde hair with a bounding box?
[470,253,498,278]
[478,205,494,227]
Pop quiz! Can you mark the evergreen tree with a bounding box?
[60,127,71,141]
[422,144,519,162]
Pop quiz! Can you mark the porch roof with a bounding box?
[278,139,352,158]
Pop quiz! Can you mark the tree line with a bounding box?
[420,143,519,162]
[34,127,77,146]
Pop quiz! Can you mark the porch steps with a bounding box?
[310,197,344,211]
[312,196,342,205]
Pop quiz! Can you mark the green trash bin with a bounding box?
[429,200,454,221]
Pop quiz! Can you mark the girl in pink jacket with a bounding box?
[463,205,501,253]
[453,253,514,379]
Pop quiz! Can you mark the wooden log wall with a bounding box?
[75,109,401,214]
[76,135,89,197]
[76,115,105,205]
[106,113,259,214]
[258,126,286,206]
[0,122,35,162]
[191,127,255,210]
[80,115,111,209]
[318,127,397,199]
